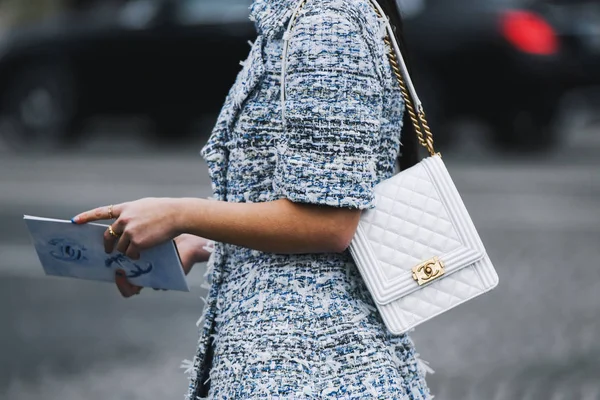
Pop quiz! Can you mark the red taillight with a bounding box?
[500,10,558,55]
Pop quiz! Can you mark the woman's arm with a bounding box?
[72,197,361,259]
[73,9,380,259]
[176,197,360,254]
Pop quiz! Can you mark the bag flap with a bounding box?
[349,155,487,305]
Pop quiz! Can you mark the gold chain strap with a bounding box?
[371,6,437,156]
[284,0,437,157]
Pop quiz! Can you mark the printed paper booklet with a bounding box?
[23,215,189,292]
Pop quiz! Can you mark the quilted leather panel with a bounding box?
[365,164,463,279]
[349,155,499,334]
[379,262,489,334]
[350,156,486,304]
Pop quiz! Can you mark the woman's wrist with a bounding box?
[171,197,207,237]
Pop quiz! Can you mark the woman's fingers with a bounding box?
[72,203,124,224]
[77,203,144,261]
[116,233,131,255]
[104,219,127,254]
[103,227,118,253]
[125,244,141,260]
[115,270,142,298]
[103,226,141,260]
[114,232,141,260]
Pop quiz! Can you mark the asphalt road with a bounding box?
[0,122,599,400]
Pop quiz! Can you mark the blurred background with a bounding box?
[0,0,598,399]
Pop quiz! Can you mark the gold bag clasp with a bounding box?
[412,257,445,286]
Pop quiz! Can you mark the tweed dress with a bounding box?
[185,0,432,398]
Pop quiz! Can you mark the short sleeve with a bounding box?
[274,9,383,210]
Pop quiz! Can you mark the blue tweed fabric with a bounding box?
[185,0,432,398]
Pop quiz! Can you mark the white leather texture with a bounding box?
[280,0,499,335]
[349,155,499,334]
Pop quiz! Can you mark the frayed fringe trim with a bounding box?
[414,352,435,376]
[202,240,215,255]
[180,359,195,375]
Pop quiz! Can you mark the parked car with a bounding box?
[0,0,594,151]
[401,0,593,151]
[539,0,600,88]
[0,0,256,148]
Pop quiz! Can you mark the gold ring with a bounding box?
[108,225,121,238]
[108,204,114,220]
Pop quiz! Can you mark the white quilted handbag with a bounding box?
[282,0,499,335]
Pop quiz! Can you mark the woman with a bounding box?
[73,0,431,398]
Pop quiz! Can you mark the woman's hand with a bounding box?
[72,198,184,260]
[174,233,213,268]
[114,233,212,298]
